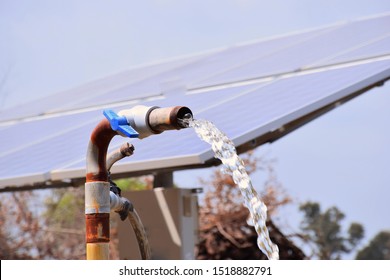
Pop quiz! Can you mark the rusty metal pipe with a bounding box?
[106,142,151,260]
[106,142,134,217]
[106,142,135,172]
[85,119,116,260]
[86,119,116,183]
[118,105,193,139]
[85,105,192,260]
[148,106,193,133]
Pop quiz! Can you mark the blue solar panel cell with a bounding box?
[0,110,102,157]
[193,15,390,88]
[50,59,390,180]
[193,59,390,144]
[0,53,210,122]
[0,124,91,178]
[49,53,213,113]
[57,29,323,110]
[312,35,390,67]
[0,83,261,179]
[1,15,388,124]
[1,14,390,188]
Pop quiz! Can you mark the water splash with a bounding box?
[187,118,279,260]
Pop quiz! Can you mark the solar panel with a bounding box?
[76,27,328,106]
[0,52,211,122]
[0,110,100,155]
[0,14,389,190]
[0,83,261,186]
[10,27,328,117]
[309,35,390,67]
[44,58,390,186]
[194,59,390,144]
[194,16,390,88]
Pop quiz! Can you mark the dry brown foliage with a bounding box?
[196,151,305,260]
[0,187,120,259]
[0,152,304,260]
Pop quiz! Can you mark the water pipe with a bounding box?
[106,142,134,221]
[106,142,134,172]
[106,142,151,260]
[85,105,192,260]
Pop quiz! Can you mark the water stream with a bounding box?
[184,118,279,260]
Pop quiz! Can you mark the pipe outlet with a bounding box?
[118,105,192,139]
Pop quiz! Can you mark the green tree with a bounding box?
[356,231,390,260]
[115,177,149,191]
[299,202,364,259]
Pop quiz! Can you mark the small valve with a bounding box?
[103,109,139,138]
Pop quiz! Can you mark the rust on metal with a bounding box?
[120,142,135,156]
[106,143,135,172]
[85,118,116,259]
[85,106,192,259]
[86,171,107,183]
[148,106,192,133]
[86,119,117,183]
[86,213,110,243]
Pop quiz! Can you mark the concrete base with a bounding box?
[118,187,201,260]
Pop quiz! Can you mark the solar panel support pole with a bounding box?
[153,171,174,189]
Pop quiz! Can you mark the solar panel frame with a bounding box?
[193,16,390,89]
[1,14,390,190]
[0,51,213,122]
[44,59,390,187]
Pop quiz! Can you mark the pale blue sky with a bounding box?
[1,0,390,257]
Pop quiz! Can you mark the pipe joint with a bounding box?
[110,192,133,221]
[85,104,193,259]
[85,182,110,214]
